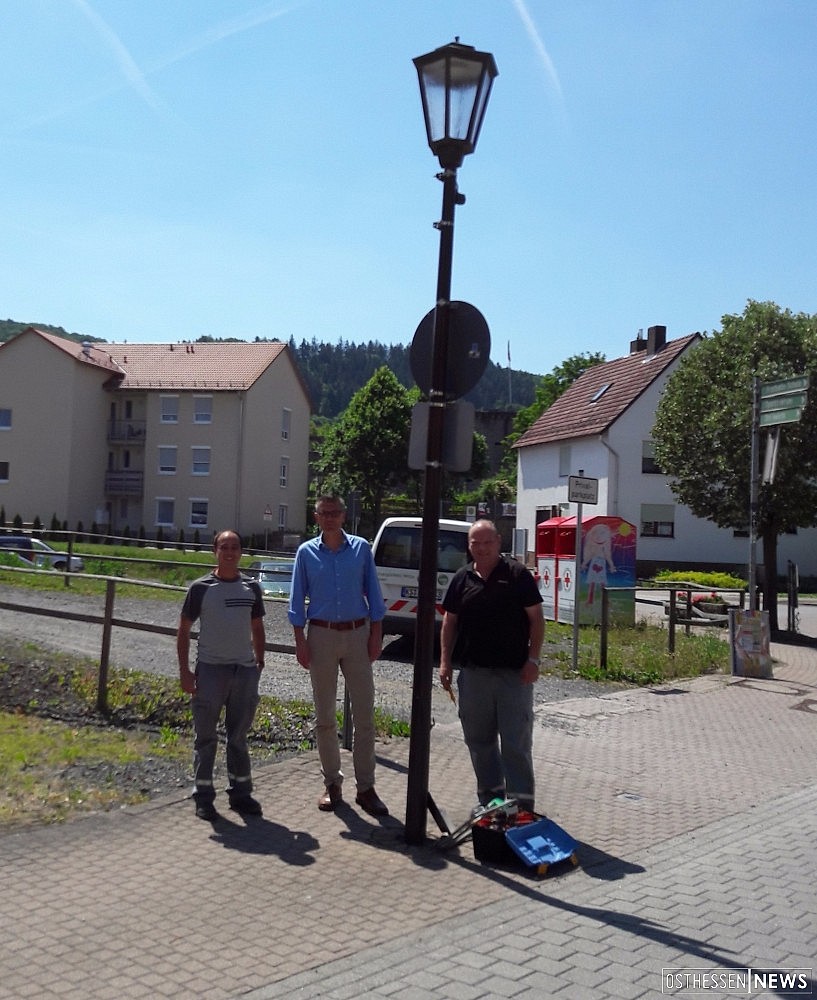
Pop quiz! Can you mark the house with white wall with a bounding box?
[0,328,311,545]
[513,325,817,580]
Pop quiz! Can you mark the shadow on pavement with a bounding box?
[772,629,817,649]
[207,814,319,865]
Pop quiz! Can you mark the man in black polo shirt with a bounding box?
[439,519,544,813]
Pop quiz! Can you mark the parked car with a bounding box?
[371,516,472,637]
[247,559,293,598]
[0,535,85,571]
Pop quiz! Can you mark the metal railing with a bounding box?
[0,566,296,713]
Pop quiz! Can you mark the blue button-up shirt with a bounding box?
[288,531,385,628]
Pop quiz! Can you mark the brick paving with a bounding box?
[1,634,816,999]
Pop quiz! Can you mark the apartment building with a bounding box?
[0,327,311,544]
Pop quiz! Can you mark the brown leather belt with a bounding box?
[309,617,368,631]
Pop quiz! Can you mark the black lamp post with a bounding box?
[405,40,497,846]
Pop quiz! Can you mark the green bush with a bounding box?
[654,569,747,590]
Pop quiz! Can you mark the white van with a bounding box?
[371,516,472,637]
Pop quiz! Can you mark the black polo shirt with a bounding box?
[443,556,543,670]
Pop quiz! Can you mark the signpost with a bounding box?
[263,505,273,551]
[749,375,810,609]
[568,473,598,671]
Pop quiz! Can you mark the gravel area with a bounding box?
[0,581,622,819]
[0,583,619,725]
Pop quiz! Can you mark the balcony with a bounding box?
[108,420,146,444]
[105,470,144,496]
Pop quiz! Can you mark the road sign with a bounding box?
[263,506,273,522]
[758,375,809,427]
[568,475,599,504]
[410,301,490,400]
[759,406,806,427]
[760,375,809,398]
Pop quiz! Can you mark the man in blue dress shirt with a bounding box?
[289,495,389,816]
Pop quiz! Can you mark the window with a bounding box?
[0,409,11,430]
[640,503,675,538]
[280,458,288,488]
[158,446,177,474]
[281,408,291,441]
[190,500,209,527]
[278,504,288,530]
[160,396,179,423]
[559,444,572,478]
[590,383,611,403]
[156,498,175,527]
[191,447,211,475]
[641,440,664,475]
[0,461,8,481]
[193,396,212,424]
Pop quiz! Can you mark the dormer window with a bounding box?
[590,383,611,403]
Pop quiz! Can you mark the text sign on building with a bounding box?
[568,475,599,505]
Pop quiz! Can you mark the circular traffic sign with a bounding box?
[410,301,491,400]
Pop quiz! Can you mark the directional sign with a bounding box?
[759,406,806,427]
[758,375,809,427]
[760,375,809,398]
[568,475,599,504]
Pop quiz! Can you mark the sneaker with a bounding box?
[195,801,218,821]
[229,795,263,816]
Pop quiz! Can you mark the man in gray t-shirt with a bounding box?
[177,530,266,821]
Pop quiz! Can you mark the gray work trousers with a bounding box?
[191,661,260,803]
[457,666,535,811]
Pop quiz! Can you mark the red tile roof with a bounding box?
[514,333,701,448]
[25,328,124,376]
[105,341,288,390]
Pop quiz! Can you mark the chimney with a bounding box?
[646,325,666,355]
[629,328,645,354]
[81,341,92,358]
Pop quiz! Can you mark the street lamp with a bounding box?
[405,40,497,846]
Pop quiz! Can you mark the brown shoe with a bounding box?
[355,787,389,817]
[318,783,342,811]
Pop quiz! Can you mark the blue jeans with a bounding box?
[457,666,535,810]
[191,662,260,803]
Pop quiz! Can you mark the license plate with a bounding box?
[401,586,442,599]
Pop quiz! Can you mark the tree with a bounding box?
[500,352,606,480]
[314,367,417,529]
[652,301,817,630]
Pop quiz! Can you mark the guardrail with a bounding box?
[0,566,297,713]
[599,585,747,667]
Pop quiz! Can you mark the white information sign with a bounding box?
[568,475,599,505]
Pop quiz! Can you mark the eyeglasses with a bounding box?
[316,509,343,517]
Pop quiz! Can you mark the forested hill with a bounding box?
[0,320,539,418]
[289,337,539,417]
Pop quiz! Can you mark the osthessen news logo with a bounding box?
[662,968,813,995]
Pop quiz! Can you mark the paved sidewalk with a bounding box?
[2,635,816,1000]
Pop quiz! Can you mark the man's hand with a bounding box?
[179,668,196,695]
[294,631,310,670]
[520,658,539,685]
[439,662,454,692]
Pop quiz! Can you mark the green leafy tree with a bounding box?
[315,367,416,528]
[500,352,606,481]
[652,301,817,629]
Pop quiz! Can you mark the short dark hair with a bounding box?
[314,494,346,513]
[212,529,243,551]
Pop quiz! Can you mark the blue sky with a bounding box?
[2,0,815,378]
